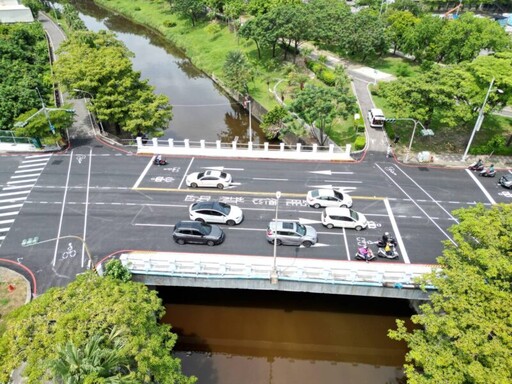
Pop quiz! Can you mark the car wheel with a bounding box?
[226,220,235,226]
[302,241,313,248]
[176,239,185,245]
[273,239,282,246]
[207,240,215,246]
[313,203,321,209]
[355,226,363,231]
[195,218,205,223]
[217,183,224,189]
[326,224,334,229]
[190,182,198,188]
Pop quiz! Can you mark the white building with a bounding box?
[0,0,34,23]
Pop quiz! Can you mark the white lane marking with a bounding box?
[2,185,35,190]
[384,198,409,263]
[202,166,244,171]
[25,154,51,159]
[0,236,4,240]
[53,151,74,267]
[0,211,19,217]
[465,169,496,205]
[310,170,353,175]
[10,173,41,179]
[0,219,15,225]
[15,168,44,173]
[253,178,289,181]
[7,179,38,184]
[0,197,26,204]
[82,147,93,269]
[133,223,175,227]
[0,204,23,211]
[323,179,363,183]
[18,163,48,168]
[132,157,154,189]
[343,227,350,261]
[395,166,459,223]
[179,158,195,190]
[376,163,456,246]
[0,227,10,232]
[22,158,50,164]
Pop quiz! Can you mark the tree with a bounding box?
[223,50,253,93]
[385,10,419,54]
[402,14,445,63]
[169,0,207,26]
[14,107,74,145]
[261,105,288,139]
[288,85,357,145]
[0,272,196,384]
[306,0,350,47]
[389,203,512,384]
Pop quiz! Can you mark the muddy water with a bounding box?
[160,287,412,384]
[71,0,264,142]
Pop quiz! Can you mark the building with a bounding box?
[0,0,34,23]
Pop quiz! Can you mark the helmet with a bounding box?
[384,232,389,236]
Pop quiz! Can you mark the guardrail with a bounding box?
[119,252,436,292]
[136,137,353,161]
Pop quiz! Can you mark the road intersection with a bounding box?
[0,146,509,293]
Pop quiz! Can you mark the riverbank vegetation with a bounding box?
[0,269,196,384]
[390,203,512,384]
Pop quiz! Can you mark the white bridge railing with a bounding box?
[119,252,435,290]
[136,137,353,161]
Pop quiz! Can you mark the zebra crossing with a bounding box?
[0,154,51,246]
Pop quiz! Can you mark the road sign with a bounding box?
[21,237,39,247]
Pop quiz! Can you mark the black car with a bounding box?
[172,220,225,246]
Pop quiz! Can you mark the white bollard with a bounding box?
[216,140,221,149]
[280,143,285,152]
[329,144,334,153]
[184,139,189,148]
[136,137,142,147]
[232,141,237,150]
[248,141,253,151]
[345,144,351,155]
[312,143,318,152]
[296,143,301,152]
[264,142,269,151]
[168,138,174,148]
[152,138,158,147]
[200,140,205,149]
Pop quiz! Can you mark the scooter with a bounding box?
[479,168,496,178]
[355,246,376,262]
[468,161,484,171]
[377,243,399,259]
[153,158,167,166]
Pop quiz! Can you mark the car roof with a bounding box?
[315,189,336,196]
[324,207,351,215]
[192,201,222,210]
[370,108,384,116]
[175,220,208,229]
[268,221,297,230]
[204,170,222,177]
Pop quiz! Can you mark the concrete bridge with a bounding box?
[115,251,435,300]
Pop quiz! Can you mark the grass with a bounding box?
[0,269,29,326]
[366,55,423,79]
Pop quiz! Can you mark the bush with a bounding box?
[205,22,221,35]
[319,69,336,86]
[395,63,412,77]
[354,135,366,150]
[163,20,177,28]
[134,6,141,11]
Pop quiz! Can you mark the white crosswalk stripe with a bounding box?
[0,154,50,248]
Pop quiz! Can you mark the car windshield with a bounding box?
[296,224,306,236]
[199,223,212,235]
[217,202,231,214]
[196,172,205,179]
[311,190,319,197]
[220,172,228,179]
[350,210,359,220]
[333,190,343,200]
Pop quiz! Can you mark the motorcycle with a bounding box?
[468,161,484,171]
[355,246,376,262]
[479,168,496,178]
[376,237,397,248]
[377,242,399,259]
[153,157,167,166]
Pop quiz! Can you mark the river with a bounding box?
[70,0,264,143]
[71,2,411,382]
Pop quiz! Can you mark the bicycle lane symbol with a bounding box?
[61,243,77,260]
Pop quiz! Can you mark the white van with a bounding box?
[367,108,385,128]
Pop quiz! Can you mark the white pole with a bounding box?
[248,100,252,143]
[405,120,418,163]
[271,191,281,284]
[462,77,495,161]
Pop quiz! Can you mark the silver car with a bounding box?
[499,174,512,189]
[265,221,317,248]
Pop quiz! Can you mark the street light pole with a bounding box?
[271,191,281,284]
[405,120,418,163]
[34,87,55,134]
[461,77,495,162]
[248,100,252,144]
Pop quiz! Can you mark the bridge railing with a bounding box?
[119,252,436,290]
[135,137,353,161]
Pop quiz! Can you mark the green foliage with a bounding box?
[389,204,512,384]
[318,69,336,86]
[20,0,43,18]
[395,63,412,77]
[62,3,87,31]
[169,0,207,26]
[354,135,366,150]
[103,259,132,282]
[471,134,507,155]
[163,20,177,28]
[14,107,74,145]
[0,272,196,384]
[261,105,288,139]
[222,50,253,93]
[205,21,221,35]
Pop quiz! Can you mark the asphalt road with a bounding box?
[1,146,510,293]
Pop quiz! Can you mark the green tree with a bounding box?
[223,50,253,93]
[389,203,512,384]
[261,105,288,139]
[306,0,350,47]
[385,10,419,54]
[402,14,445,63]
[169,0,207,26]
[103,259,132,283]
[288,85,357,145]
[0,272,196,384]
[14,107,74,145]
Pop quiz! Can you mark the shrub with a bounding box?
[205,22,221,35]
[134,6,141,11]
[354,135,366,150]
[395,63,412,77]
[319,69,336,86]
[311,62,324,74]
[163,20,177,28]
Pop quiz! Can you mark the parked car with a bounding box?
[321,207,368,230]
[306,189,353,209]
[189,201,243,225]
[498,174,512,189]
[172,220,225,246]
[186,170,232,189]
[265,221,317,247]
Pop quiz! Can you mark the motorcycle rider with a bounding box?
[488,164,495,175]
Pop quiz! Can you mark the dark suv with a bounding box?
[172,220,225,246]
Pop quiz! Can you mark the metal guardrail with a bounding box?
[119,252,436,290]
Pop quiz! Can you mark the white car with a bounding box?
[306,189,353,209]
[186,170,232,189]
[321,207,368,230]
[189,201,243,226]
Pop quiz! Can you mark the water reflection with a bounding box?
[70,0,264,142]
[160,287,411,384]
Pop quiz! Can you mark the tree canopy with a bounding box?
[389,203,512,383]
[0,272,196,384]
